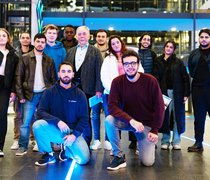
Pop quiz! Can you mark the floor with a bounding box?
[0,110,210,180]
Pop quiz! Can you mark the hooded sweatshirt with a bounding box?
[44,41,66,76]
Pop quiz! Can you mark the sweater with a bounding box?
[36,82,89,138]
[108,73,165,134]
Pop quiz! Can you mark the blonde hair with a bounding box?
[0,28,12,46]
[43,24,58,33]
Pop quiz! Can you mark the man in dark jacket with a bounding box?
[15,33,56,156]
[33,62,90,166]
[65,26,103,146]
[188,28,210,152]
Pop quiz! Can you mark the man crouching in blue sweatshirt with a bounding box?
[33,62,90,166]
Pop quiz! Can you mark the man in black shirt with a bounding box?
[188,28,210,152]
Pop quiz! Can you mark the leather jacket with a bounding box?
[15,50,57,101]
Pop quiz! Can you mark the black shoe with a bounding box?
[59,144,68,162]
[0,150,4,157]
[129,141,137,149]
[107,154,127,171]
[35,153,56,166]
[188,143,203,152]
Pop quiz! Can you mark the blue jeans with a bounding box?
[92,95,109,141]
[105,115,156,166]
[33,120,90,165]
[18,93,42,149]
[161,90,181,145]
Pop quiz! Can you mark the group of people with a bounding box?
[0,25,209,171]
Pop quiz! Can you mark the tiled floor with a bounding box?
[0,111,210,180]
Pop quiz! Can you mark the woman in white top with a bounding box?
[0,28,18,157]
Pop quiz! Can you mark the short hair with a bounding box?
[96,29,108,37]
[58,61,74,72]
[64,25,75,31]
[76,26,90,34]
[138,32,153,49]
[34,33,46,42]
[122,49,140,64]
[43,24,58,33]
[108,35,127,59]
[199,28,210,36]
[19,31,30,39]
[163,40,176,51]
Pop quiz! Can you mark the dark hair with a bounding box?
[199,28,210,36]
[64,25,76,32]
[164,40,176,51]
[122,49,140,64]
[108,35,127,59]
[58,61,74,72]
[96,29,108,37]
[138,32,153,49]
[34,33,46,42]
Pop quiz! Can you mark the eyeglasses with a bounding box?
[123,61,138,67]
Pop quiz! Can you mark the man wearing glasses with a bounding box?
[105,50,165,170]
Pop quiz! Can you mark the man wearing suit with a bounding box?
[65,26,103,146]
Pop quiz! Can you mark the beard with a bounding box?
[200,43,209,48]
[34,47,44,53]
[60,77,72,84]
[126,72,137,79]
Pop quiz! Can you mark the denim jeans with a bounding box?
[18,93,42,149]
[105,115,156,166]
[161,90,181,145]
[92,94,109,141]
[33,120,90,165]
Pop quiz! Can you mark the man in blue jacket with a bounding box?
[33,62,90,166]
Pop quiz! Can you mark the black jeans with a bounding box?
[0,85,10,150]
[192,86,210,143]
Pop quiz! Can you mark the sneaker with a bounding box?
[107,154,127,171]
[129,141,137,149]
[90,140,102,150]
[59,145,68,162]
[161,144,170,150]
[16,147,27,156]
[11,140,19,150]
[35,153,56,166]
[173,144,181,150]
[188,143,203,152]
[0,150,4,157]
[33,143,39,152]
[104,140,112,150]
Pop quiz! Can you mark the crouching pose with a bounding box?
[105,50,165,170]
[33,62,90,166]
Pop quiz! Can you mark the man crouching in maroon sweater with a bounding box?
[105,49,165,171]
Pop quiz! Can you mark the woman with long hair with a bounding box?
[153,40,190,150]
[0,28,19,157]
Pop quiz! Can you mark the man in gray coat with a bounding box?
[65,26,103,146]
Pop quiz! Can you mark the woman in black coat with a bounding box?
[153,40,190,150]
[0,28,19,157]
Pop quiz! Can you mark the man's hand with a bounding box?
[63,134,76,146]
[57,120,70,134]
[184,96,188,103]
[20,99,26,103]
[95,91,102,98]
[147,132,158,144]
[129,119,144,133]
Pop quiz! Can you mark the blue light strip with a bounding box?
[65,160,76,180]
[182,135,210,147]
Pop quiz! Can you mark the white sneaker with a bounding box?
[104,140,112,150]
[33,143,39,152]
[0,150,4,157]
[90,140,102,150]
[11,140,19,150]
[173,144,181,150]
[161,144,170,150]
